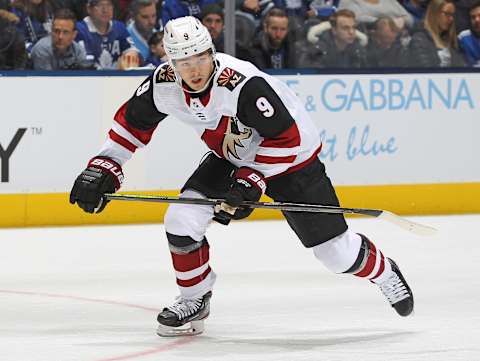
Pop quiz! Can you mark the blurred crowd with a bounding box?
[1,0,479,71]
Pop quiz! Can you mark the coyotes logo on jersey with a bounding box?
[217,67,245,91]
[155,64,175,83]
[202,116,252,160]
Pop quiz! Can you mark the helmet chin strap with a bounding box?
[172,58,219,95]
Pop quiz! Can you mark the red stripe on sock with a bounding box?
[354,242,377,278]
[176,267,212,287]
[371,252,385,280]
[171,243,209,272]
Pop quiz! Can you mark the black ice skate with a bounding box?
[156,291,212,337]
[377,258,414,317]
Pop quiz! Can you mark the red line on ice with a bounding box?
[94,338,195,361]
[0,289,197,361]
[0,289,160,312]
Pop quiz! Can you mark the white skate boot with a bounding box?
[377,258,414,316]
[156,291,212,337]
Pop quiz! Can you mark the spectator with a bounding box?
[235,0,274,32]
[309,0,340,19]
[455,0,477,33]
[408,0,465,67]
[301,1,340,48]
[401,0,428,24]
[272,0,320,34]
[144,30,167,66]
[201,3,224,52]
[162,0,219,26]
[338,0,414,30]
[366,16,408,67]
[117,0,132,21]
[301,9,367,68]
[69,0,122,22]
[127,0,157,64]
[307,0,340,18]
[273,0,312,18]
[272,0,324,41]
[198,3,257,59]
[248,7,299,69]
[306,15,368,44]
[76,0,140,69]
[0,9,28,69]
[458,0,480,66]
[272,0,338,26]
[10,0,56,51]
[31,8,91,69]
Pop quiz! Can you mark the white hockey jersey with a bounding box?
[99,53,320,179]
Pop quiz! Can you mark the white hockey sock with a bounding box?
[312,230,392,284]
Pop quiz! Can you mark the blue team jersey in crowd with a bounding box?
[76,17,136,69]
[402,0,426,23]
[273,0,338,18]
[458,30,480,67]
[161,0,219,26]
[11,7,50,51]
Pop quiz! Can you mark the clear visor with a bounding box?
[172,50,214,72]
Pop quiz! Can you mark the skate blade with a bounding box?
[156,320,204,337]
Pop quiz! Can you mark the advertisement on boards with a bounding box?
[1,73,479,195]
[280,73,479,185]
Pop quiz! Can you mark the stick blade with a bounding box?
[379,211,438,236]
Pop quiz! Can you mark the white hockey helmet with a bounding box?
[163,16,215,60]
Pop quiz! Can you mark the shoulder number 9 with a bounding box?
[136,81,150,96]
[256,97,274,117]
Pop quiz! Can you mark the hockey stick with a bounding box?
[105,193,437,236]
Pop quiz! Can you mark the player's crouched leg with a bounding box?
[312,230,414,317]
[157,190,216,336]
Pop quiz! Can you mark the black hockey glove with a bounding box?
[69,157,124,214]
[214,167,266,225]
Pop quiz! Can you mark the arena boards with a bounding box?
[1,72,479,227]
[1,182,479,227]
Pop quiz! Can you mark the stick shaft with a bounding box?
[105,193,382,217]
[104,193,437,236]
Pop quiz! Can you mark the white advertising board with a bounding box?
[282,73,479,185]
[1,72,479,194]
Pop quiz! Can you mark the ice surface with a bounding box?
[0,215,479,361]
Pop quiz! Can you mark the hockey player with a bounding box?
[69,16,414,337]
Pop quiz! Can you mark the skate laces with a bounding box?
[379,272,410,305]
[167,296,203,320]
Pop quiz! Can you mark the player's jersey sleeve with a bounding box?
[237,76,296,137]
[98,74,168,165]
[236,76,301,167]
